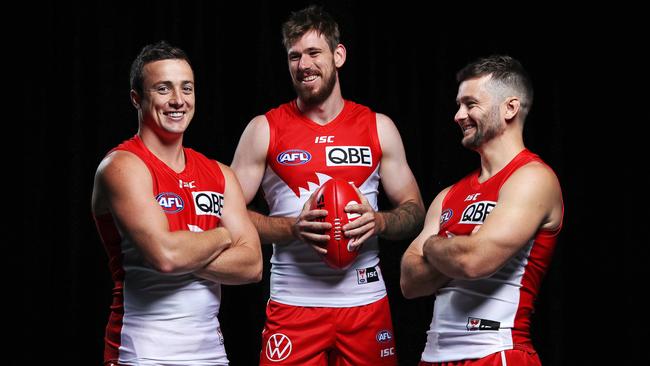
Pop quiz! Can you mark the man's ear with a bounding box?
[130,89,141,109]
[334,44,346,68]
[503,96,520,121]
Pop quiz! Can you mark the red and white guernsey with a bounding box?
[93,135,229,365]
[421,149,563,362]
[262,100,387,307]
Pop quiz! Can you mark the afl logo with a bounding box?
[440,209,453,225]
[265,333,292,362]
[376,329,393,343]
[277,149,311,165]
[156,192,184,213]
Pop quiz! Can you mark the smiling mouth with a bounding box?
[299,73,320,83]
[164,111,185,119]
[461,123,476,134]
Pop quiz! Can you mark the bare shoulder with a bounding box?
[216,161,236,180]
[92,150,149,214]
[233,114,269,160]
[96,150,147,182]
[375,113,406,156]
[502,160,563,229]
[246,115,270,135]
[509,161,561,190]
[375,113,398,132]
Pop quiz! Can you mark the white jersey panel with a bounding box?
[421,240,533,362]
[263,166,386,307]
[118,238,228,365]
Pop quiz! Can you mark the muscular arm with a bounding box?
[400,187,452,299]
[423,162,563,279]
[195,164,263,285]
[92,151,232,274]
[344,113,424,244]
[231,115,330,245]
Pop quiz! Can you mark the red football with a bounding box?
[309,178,363,270]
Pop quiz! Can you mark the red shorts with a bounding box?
[419,344,541,366]
[260,296,398,366]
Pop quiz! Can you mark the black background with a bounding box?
[14,1,640,365]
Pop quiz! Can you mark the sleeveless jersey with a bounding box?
[262,100,387,307]
[93,135,229,365]
[421,149,563,362]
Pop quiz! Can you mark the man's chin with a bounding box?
[297,89,326,105]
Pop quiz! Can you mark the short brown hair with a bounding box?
[282,5,340,52]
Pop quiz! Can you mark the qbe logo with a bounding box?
[459,201,496,225]
[265,333,292,362]
[277,149,311,166]
[325,146,372,167]
[156,192,184,213]
[192,191,224,217]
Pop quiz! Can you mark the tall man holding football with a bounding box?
[230,5,424,366]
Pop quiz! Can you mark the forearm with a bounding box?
[423,234,480,279]
[196,242,262,285]
[148,227,232,273]
[377,201,425,240]
[248,210,295,244]
[400,252,450,299]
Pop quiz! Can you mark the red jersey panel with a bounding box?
[266,99,381,198]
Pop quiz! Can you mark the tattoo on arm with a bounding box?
[379,201,425,240]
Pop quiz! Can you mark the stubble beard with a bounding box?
[462,105,504,150]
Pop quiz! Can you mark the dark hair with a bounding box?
[129,41,191,96]
[282,5,340,52]
[456,55,534,116]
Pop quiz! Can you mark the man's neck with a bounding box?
[476,133,526,183]
[138,128,186,173]
[296,87,345,125]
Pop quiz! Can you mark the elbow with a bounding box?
[242,253,263,284]
[399,261,427,299]
[251,268,263,283]
[454,257,495,280]
[149,256,186,274]
[149,259,181,274]
[248,260,263,283]
[400,279,420,299]
[146,249,192,274]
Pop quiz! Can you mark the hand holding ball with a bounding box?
[309,179,362,269]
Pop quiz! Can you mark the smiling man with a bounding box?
[400,55,564,366]
[92,41,261,365]
[230,5,424,366]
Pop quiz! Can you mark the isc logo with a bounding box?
[325,146,372,166]
[193,191,224,217]
[357,267,379,284]
[277,149,311,165]
[156,192,184,213]
[459,201,496,224]
[380,347,395,358]
[314,136,334,143]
